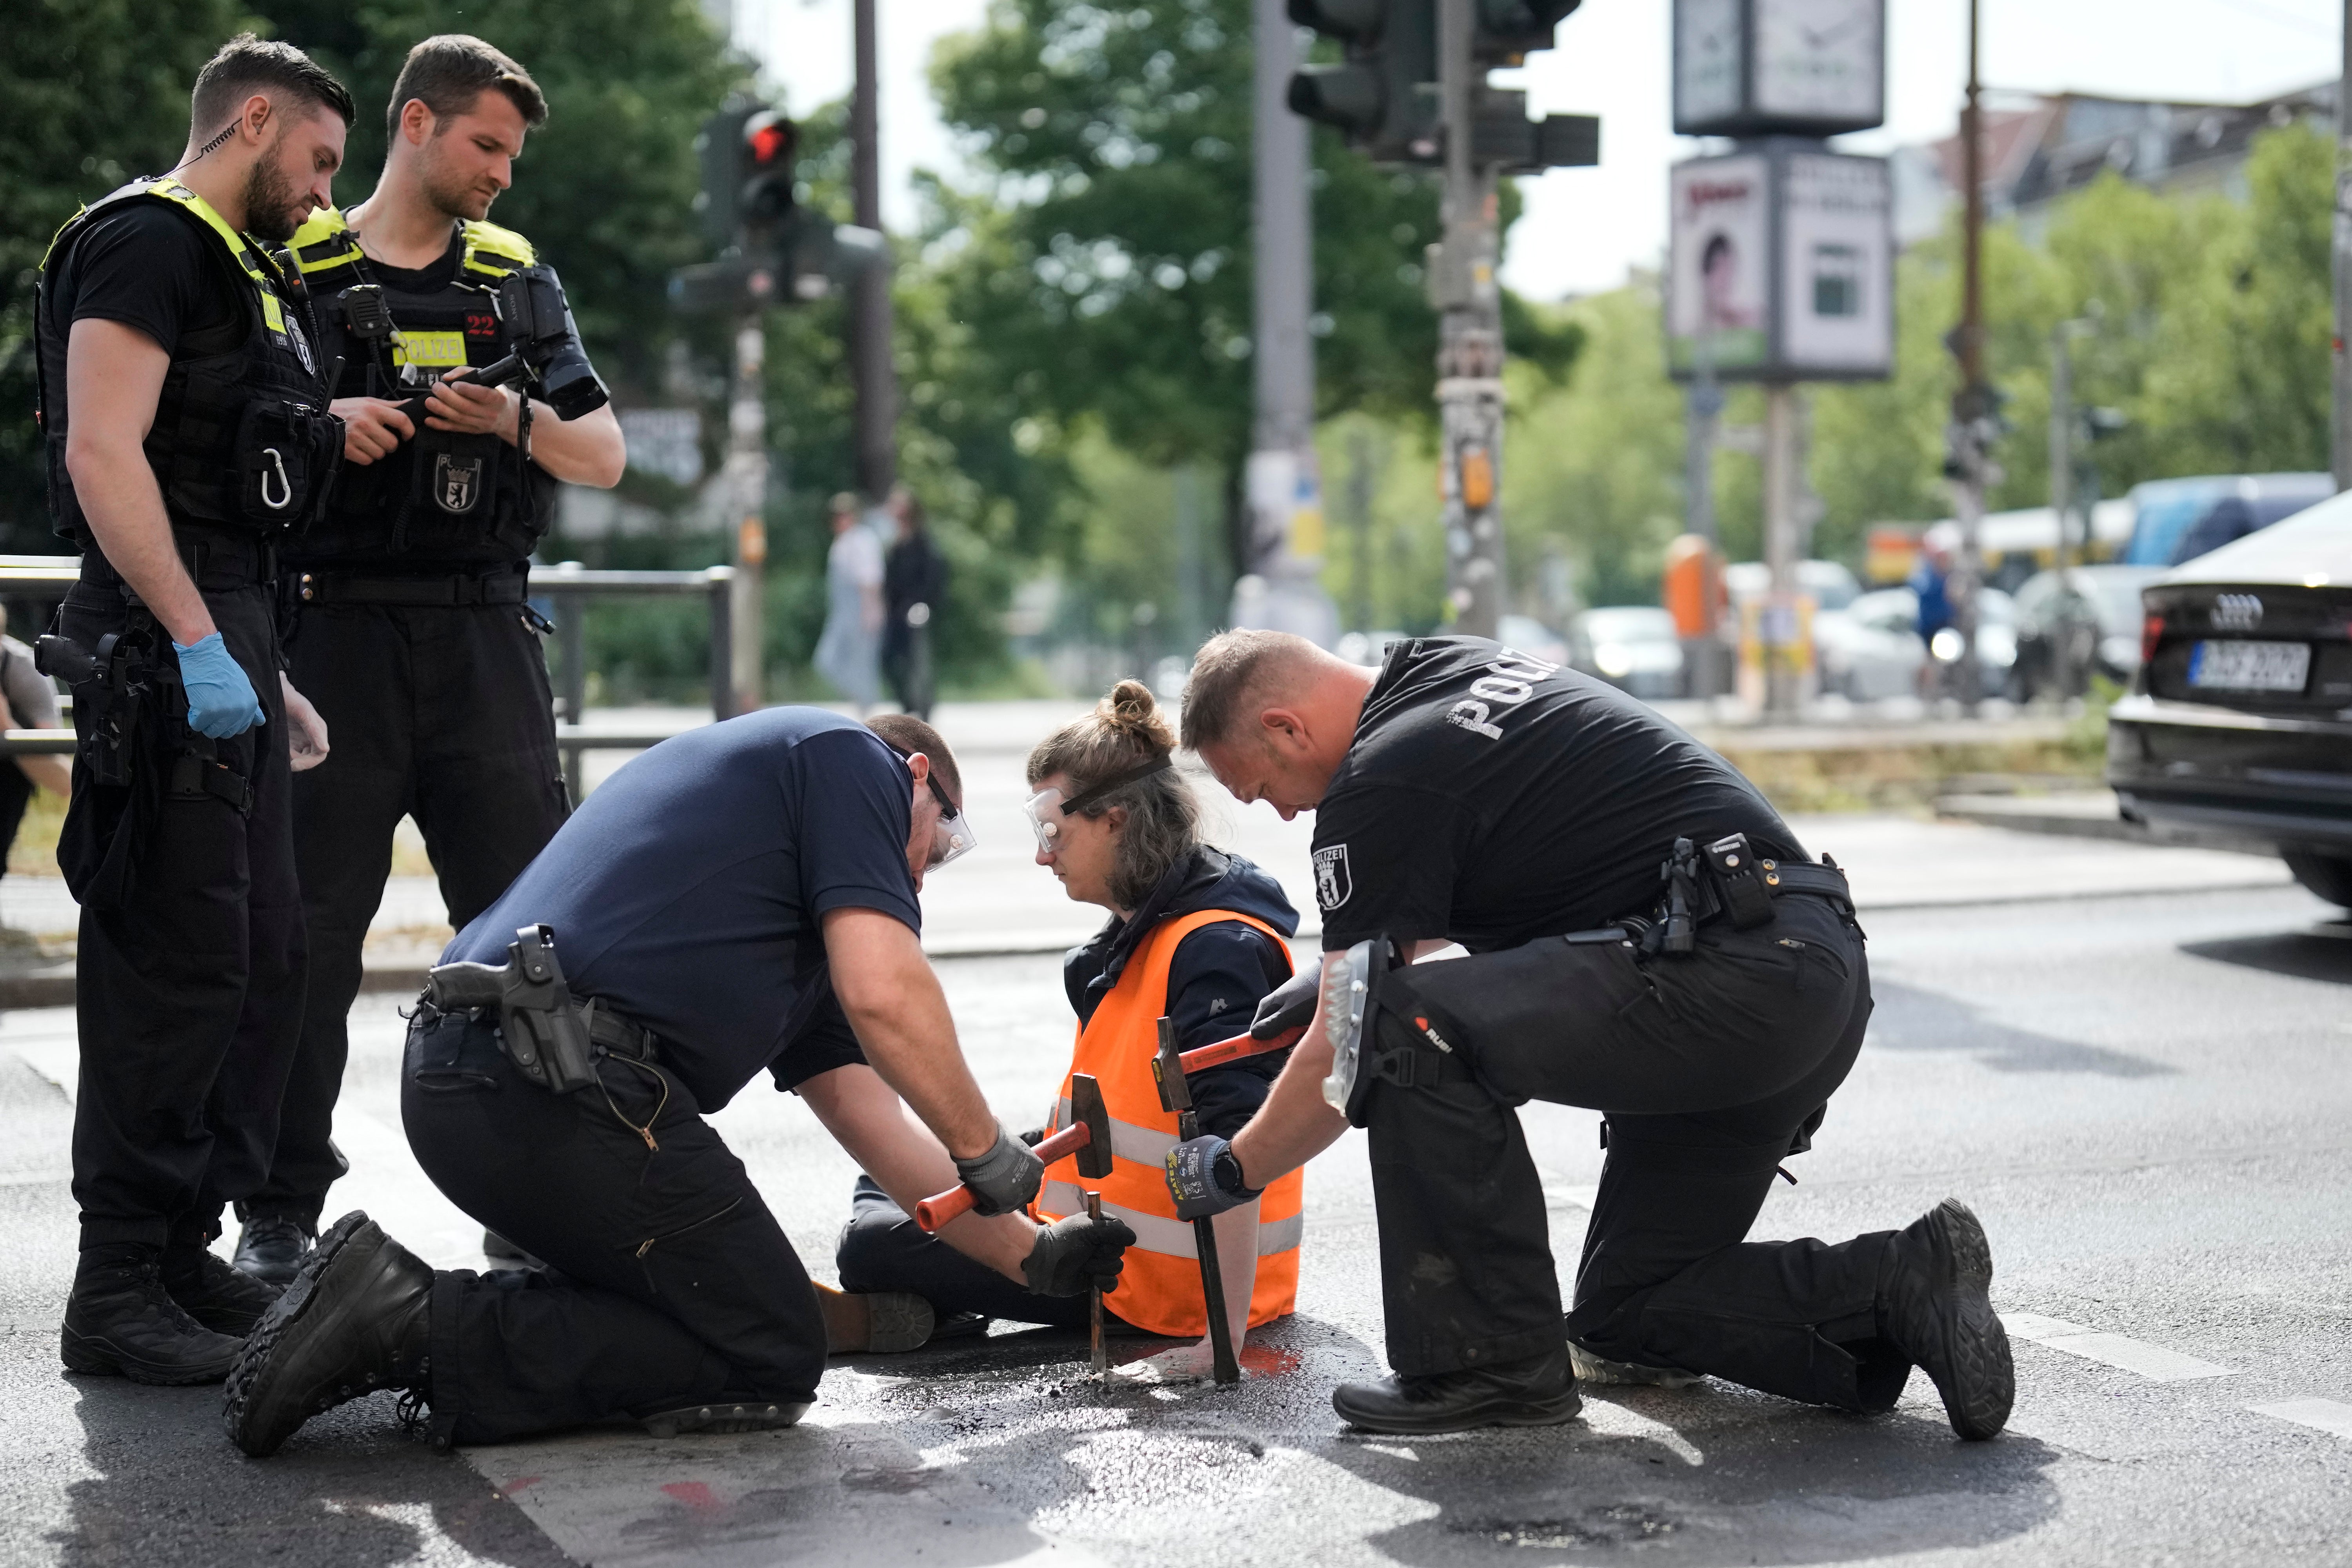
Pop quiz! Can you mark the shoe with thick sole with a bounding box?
[222,1211,434,1458]
[814,1281,936,1353]
[166,1246,284,1337]
[1332,1348,1583,1435]
[1567,1341,1702,1389]
[61,1248,244,1385]
[1879,1198,2014,1441]
[639,1398,812,1438]
[233,1214,314,1288]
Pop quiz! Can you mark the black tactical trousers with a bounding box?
[401,1010,828,1446]
[64,577,304,1250]
[250,595,567,1225]
[837,1174,1092,1328]
[1362,892,1909,1412]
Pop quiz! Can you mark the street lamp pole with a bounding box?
[1436,0,1507,639]
[1945,0,1991,712]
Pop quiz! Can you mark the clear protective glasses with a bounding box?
[1023,756,1174,856]
[923,771,976,869]
[1023,786,1069,855]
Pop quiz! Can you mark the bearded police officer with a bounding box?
[230,36,626,1283]
[35,36,351,1383]
[1163,630,2014,1440]
[222,710,1134,1454]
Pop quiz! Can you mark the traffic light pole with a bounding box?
[1435,0,1507,640]
[2334,0,2352,492]
[1944,0,1990,712]
[729,318,767,714]
[851,0,896,502]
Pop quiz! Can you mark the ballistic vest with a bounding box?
[1031,907,1305,1337]
[282,205,558,566]
[35,176,339,549]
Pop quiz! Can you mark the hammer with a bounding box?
[1176,1023,1305,1074]
[913,1072,1112,1234]
[1153,1016,1242,1386]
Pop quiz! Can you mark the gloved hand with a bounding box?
[1165,1134,1261,1221]
[952,1123,1045,1217]
[172,633,265,739]
[1251,966,1321,1039]
[1022,1209,1136,1297]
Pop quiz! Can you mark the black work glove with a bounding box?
[1022,1210,1136,1297]
[1165,1134,1261,1220]
[1251,966,1321,1039]
[952,1123,1045,1217]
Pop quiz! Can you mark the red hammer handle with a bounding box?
[1177,1024,1306,1074]
[913,1120,1092,1234]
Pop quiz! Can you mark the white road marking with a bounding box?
[2248,1398,2352,1441]
[2001,1313,2233,1381]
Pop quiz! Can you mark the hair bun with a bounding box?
[1099,678,1174,752]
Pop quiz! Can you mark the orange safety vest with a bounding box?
[1031,907,1305,1336]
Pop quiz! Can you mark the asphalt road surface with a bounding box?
[3,869,2348,1566]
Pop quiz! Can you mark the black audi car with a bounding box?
[2108,494,2352,910]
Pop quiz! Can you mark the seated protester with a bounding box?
[836,680,1303,1370]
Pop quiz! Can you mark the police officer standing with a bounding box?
[222,710,1132,1454]
[1164,630,2014,1440]
[231,36,626,1282]
[35,36,351,1383]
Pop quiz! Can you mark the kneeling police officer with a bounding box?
[223,709,1133,1454]
[234,35,627,1281]
[35,36,350,1384]
[1165,631,2014,1439]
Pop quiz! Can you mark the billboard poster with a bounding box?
[1667,152,1770,377]
[1668,145,1892,383]
[1778,150,1893,376]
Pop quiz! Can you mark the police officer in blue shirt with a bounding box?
[221,709,1134,1454]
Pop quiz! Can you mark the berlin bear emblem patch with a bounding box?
[1313,844,1352,911]
[433,453,483,514]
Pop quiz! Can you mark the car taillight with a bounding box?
[2141,611,2165,667]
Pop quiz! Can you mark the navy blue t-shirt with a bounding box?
[448,708,920,1111]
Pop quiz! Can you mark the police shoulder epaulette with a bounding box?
[289,207,366,282]
[458,218,536,278]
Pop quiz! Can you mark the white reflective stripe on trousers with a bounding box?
[1039,1180,1304,1260]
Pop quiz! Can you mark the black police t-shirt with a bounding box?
[448,708,922,1112]
[54,201,241,356]
[1311,636,1802,953]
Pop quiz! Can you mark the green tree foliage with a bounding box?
[0,0,248,549]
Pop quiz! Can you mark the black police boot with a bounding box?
[1331,1346,1582,1435]
[232,1213,314,1288]
[1876,1198,2014,1441]
[222,1212,433,1458]
[164,1241,284,1337]
[60,1244,244,1385]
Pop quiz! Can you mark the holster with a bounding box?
[424,925,600,1094]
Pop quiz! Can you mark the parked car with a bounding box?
[1569,607,1684,700]
[1724,559,1863,611]
[2108,494,2352,910]
[2119,473,2334,568]
[1497,614,1572,669]
[2011,563,2167,700]
[1815,587,1927,701]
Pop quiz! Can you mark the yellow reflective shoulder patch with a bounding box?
[459,219,535,277]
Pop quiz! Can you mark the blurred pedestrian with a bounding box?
[1911,523,1959,699]
[815,491,884,712]
[882,487,947,720]
[0,607,73,881]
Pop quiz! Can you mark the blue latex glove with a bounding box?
[1165,1134,1260,1221]
[173,634,265,739]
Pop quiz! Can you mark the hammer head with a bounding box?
[1151,1015,1193,1116]
[1068,1072,1114,1181]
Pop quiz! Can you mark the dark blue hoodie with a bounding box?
[1062,846,1300,1139]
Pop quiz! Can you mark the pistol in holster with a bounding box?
[423,924,599,1094]
[36,624,167,790]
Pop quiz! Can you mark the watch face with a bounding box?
[1754,0,1883,125]
[1675,0,1745,129]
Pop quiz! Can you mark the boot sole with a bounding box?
[222,1210,378,1458]
[1332,1384,1583,1436]
[640,1399,811,1438]
[60,1325,238,1386]
[1925,1199,2014,1441]
[815,1284,934,1354]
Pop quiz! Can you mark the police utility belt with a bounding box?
[423,925,655,1094]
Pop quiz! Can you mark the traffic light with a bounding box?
[739,109,797,225]
[1287,0,1441,164]
[1471,0,1582,64]
[693,102,801,251]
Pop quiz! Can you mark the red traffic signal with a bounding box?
[744,110,796,170]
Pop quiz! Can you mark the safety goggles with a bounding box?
[885,745,976,870]
[1023,756,1173,854]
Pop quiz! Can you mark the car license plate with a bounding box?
[2188,639,2310,693]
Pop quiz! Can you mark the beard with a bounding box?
[418,148,495,223]
[239,140,304,243]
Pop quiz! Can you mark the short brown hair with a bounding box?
[1179,629,1315,751]
[191,34,355,133]
[866,714,962,807]
[385,35,547,139]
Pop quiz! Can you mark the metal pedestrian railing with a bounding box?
[0,559,739,799]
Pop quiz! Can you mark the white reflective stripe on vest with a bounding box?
[1040,1181,1303,1260]
[1053,1095,1177,1167]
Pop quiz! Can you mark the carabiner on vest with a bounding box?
[260,448,293,511]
